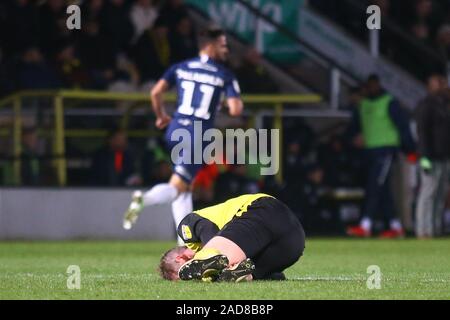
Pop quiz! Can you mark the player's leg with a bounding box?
[433,162,448,236]
[244,198,305,279]
[250,227,305,280]
[172,189,193,245]
[177,211,267,282]
[123,173,189,230]
[123,118,194,230]
[202,236,247,266]
[209,198,288,281]
[348,149,391,236]
[167,120,205,241]
[215,197,305,281]
[379,169,404,238]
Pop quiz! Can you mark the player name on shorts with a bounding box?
[170,120,279,176]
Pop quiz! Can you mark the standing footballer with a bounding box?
[123,25,244,243]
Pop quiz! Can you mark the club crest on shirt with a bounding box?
[181,225,192,240]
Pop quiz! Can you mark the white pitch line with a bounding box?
[292,276,362,281]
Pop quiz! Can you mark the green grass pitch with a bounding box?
[1,239,449,299]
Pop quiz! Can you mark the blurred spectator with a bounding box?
[0,49,8,97]
[169,15,198,63]
[107,54,140,94]
[234,49,279,93]
[284,137,309,185]
[318,134,363,188]
[297,163,331,232]
[91,128,140,186]
[2,0,39,57]
[214,164,259,203]
[16,46,60,90]
[38,0,72,56]
[445,191,450,233]
[131,17,171,86]
[141,137,172,186]
[346,74,416,238]
[159,0,190,32]
[344,86,365,111]
[373,0,391,18]
[102,0,134,52]
[410,22,432,45]
[436,24,450,62]
[53,42,90,88]
[192,164,221,205]
[411,0,440,32]
[415,73,450,238]
[130,0,158,43]
[20,127,51,186]
[0,1,6,51]
[278,137,311,222]
[77,19,116,89]
[284,118,316,159]
[81,0,105,22]
[310,0,447,81]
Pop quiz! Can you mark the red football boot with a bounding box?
[346,226,371,238]
[379,229,405,239]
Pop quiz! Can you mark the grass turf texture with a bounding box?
[0,239,449,299]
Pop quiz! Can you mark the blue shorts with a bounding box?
[165,118,212,184]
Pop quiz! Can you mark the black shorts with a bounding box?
[218,197,305,279]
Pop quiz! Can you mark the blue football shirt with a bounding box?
[161,54,241,125]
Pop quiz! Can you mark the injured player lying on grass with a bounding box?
[158,193,306,282]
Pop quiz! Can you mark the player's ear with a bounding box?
[176,250,195,262]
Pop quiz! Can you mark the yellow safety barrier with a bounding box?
[0,90,322,186]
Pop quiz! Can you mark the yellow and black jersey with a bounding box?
[178,193,274,252]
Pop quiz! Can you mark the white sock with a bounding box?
[142,183,178,207]
[390,219,403,231]
[361,218,372,231]
[172,192,193,246]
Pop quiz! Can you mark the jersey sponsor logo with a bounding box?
[181,225,193,240]
[187,61,218,72]
[176,69,225,87]
[177,118,193,126]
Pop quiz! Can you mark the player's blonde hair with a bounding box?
[158,246,187,280]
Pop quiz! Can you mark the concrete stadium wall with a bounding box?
[0,188,175,240]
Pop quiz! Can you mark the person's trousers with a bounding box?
[415,160,450,237]
[363,147,397,224]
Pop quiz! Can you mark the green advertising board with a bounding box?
[186,0,304,62]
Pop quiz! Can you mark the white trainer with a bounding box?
[123,190,144,230]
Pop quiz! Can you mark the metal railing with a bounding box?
[0,90,323,186]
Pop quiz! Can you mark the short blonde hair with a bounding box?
[158,246,187,280]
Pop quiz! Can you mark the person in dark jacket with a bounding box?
[346,74,416,238]
[16,46,60,90]
[415,73,450,238]
[91,128,139,186]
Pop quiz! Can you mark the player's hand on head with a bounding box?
[156,114,172,129]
